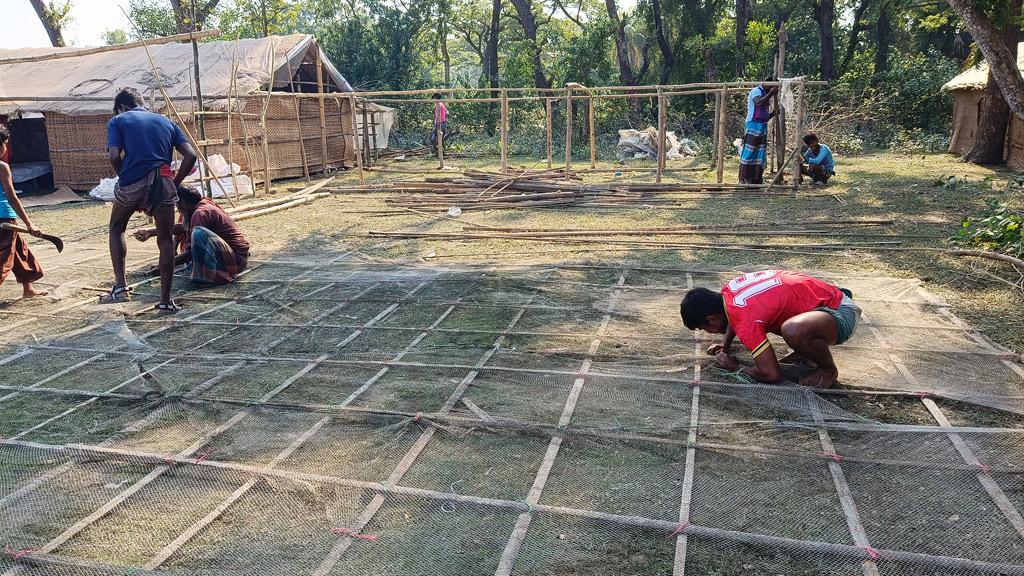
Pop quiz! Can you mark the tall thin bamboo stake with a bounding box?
[716,87,727,184]
[368,109,378,166]
[773,24,788,173]
[656,87,666,183]
[361,104,372,167]
[500,88,509,174]
[315,44,330,176]
[285,57,310,183]
[588,95,597,169]
[226,38,241,201]
[120,11,235,208]
[259,41,274,196]
[190,37,212,198]
[564,86,573,178]
[545,98,553,169]
[348,93,365,184]
[792,79,805,191]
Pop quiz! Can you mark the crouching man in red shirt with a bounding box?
[680,270,861,388]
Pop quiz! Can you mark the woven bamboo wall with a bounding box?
[45,94,357,190]
[949,88,1024,170]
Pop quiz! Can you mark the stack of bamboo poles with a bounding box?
[329,171,837,213]
[367,219,913,254]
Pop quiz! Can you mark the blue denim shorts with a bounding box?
[815,294,861,345]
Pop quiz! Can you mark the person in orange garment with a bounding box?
[0,125,47,299]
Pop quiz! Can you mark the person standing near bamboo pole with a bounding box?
[738,79,778,184]
[431,92,448,168]
[103,88,197,313]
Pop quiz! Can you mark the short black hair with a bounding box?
[680,287,725,330]
[113,87,144,114]
[0,125,9,146]
[431,93,443,100]
[177,186,203,206]
[803,132,819,145]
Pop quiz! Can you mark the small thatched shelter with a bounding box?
[0,34,392,190]
[942,45,1024,170]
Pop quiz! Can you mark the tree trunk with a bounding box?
[810,0,836,80]
[735,0,750,76]
[169,0,221,32]
[839,0,871,75]
[28,0,66,47]
[965,0,1021,164]
[485,0,501,135]
[652,0,675,84]
[873,3,891,79]
[508,0,552,89]
[948,0,1024,119]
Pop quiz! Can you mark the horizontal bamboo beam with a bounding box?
[0,30,221,65]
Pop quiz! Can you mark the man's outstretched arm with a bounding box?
[707,326,736,355]
[715,345,784,383]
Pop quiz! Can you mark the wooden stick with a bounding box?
[500,88,509,174]
[792,79,804,190]
[0,30,220,65]
[589,94,597,169]
[349,94,365,184]
[315,46,330,176]
[657,87,666,183]
[545,98,553,169]
[716,86,727,184]
[564,86,573,178]
[259,41,274,196]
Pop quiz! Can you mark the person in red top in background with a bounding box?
[431,93,447,155]
[136,187,249,286]
[680,270,862,388]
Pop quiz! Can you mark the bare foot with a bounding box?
[22,284,49,299]
[778,351,804,364]
[799,369,838,389]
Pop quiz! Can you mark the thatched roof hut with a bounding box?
[0,34,391,190]
[942,45,1024,170]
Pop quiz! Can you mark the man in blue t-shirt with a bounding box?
[104,87,197,313]
[799,132,835,185]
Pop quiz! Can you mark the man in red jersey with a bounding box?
[679,270,861,388]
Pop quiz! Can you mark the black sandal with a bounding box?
[154,301,182,315]
[99,285,132,304]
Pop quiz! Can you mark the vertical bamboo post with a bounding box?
[545,98,553,169]
[588,94,597,169]
[711,87,720,171]
[315,45,329,176]
[774,24,788,173]
[285,56,311,183]
[716,86,727,184]
[348,93,365,184]
[190,37,212,198]
[792,79,805,191]
[564,86,573,177]
[260,43,274,196]
[500,88,509,174]
[227,39,240,201]
[368,110,378,166]
[361,103,371,167]
[656,86,666,183]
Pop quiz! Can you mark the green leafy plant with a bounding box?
[951,199,1024,257]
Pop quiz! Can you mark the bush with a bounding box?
[951,199,1024,257]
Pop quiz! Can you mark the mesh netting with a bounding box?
[2,259,1024,575]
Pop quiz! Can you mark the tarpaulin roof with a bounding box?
[942,43,1024,92]
[0,34,352,116]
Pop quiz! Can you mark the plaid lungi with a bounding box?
[114,169,177,216]
[738,120,768,184]
[189,225,247,286]
[0,218,44,287]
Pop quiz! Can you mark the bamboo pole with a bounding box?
[315,44,330,176]
[564,86,573,178]
[226,38,241,202]
[285,56,311,183]
[500,88,509,174]
[348,94,365,184]
[716,87,727,184]
[793,79,805,191]
[259,42,274,196]
[588,95,597,169]
[656,87,666,183]
[0,29,221,65]
[361,104,372,168]
[545,98,553,169]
